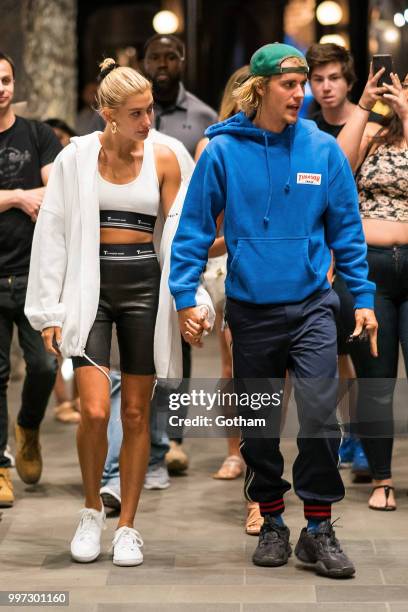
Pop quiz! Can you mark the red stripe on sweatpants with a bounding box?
[260,500,284,509]
[260,503,284,514]
[260,505,285,512]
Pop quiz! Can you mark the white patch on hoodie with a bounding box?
[296,173,322,185]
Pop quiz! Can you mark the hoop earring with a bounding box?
[111,121,118,134]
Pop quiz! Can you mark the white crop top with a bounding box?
[98,139,160,234]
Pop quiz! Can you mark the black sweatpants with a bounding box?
[226,289,345,520]
[0,274,57,468]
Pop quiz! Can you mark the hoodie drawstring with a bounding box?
[263,133,273,226]
[263,126,295,225]
[284,125,295,194]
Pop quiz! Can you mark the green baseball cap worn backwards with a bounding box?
[250,43,309,77]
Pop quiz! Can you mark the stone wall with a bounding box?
[0,0,77,124]
[22,0,77,124]
[1,0,26,103]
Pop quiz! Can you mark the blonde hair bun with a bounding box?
[98,58,119,83]
[99,57,116,73]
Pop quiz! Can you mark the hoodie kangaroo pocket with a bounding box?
[228,237,319,303]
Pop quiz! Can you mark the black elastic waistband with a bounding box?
[100,210,156,233]
[99,242,156,260]
[367,244,408,253]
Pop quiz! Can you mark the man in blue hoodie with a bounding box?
[169,43,378,579]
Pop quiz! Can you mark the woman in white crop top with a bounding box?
[26,59,200,567]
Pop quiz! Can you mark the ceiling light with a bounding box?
[153,10,179,34]
[319,34,346,46]
[405,8,408,21]
[394,12,405,27]
[383,27,400,43]
[316,1,343,26]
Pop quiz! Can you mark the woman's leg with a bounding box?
[353,249,399,508]
[118,373,154,528]
[219,318,241,458]
[398,298,408,377]
[75,366,111,511]
[214,318,244,476]
[337,355,357,426]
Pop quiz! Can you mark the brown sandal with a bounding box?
[368,485,396,511]
[54,401,81,424]
[212,455,244,480]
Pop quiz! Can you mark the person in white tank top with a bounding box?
[27,60,208,567]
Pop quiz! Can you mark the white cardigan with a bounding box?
[25,131,214,380]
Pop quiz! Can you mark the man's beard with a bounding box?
[152,76,179,97]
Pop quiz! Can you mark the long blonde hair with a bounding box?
[218,65,250,120]
[232,75,269,116]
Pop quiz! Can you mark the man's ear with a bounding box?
[255,80,265,98]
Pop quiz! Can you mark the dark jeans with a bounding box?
[226,289,344,517]
[0,274,57,468]
[351,246,408,480]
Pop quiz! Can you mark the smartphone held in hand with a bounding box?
[372,54,393,86]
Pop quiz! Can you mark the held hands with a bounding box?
[383,73,408,122]
[352,309,378,357]
[41,326,62,356]
[17,187,45,222]
[178,306,211,348]
[359,65,387,111]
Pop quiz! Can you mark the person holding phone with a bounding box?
[338,64,408,512]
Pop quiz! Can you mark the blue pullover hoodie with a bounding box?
[169,112,375,310]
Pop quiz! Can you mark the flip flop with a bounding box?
[368,485,396,511]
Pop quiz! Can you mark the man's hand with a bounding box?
[178,306,211,347]
[353,309,378,357]
[41,326,62,356]
[16,187,45,222]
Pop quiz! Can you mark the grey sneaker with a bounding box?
[144,464,170,490]
[252,515,292,567]
[100,482,121,510]
[295,519,355,578]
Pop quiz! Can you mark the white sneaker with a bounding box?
[100,483,121,510]
[144,464,170,490]
[70,507,106,563]
[4,445,15,467]
[112,526,144,566]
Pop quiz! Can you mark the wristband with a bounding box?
[358,102,371,112]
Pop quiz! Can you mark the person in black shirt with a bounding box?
[307,43,383,136]
[0,51,61,507]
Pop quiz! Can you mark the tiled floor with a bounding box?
[1,333,408,611]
